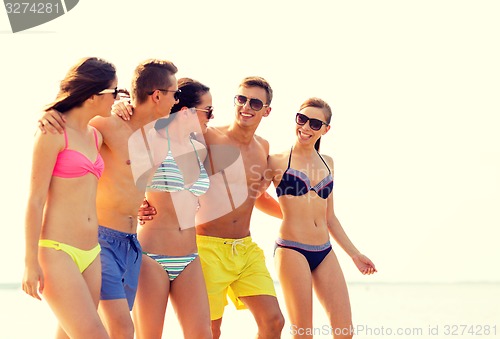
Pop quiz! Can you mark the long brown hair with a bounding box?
[45,57,116,114]
[299,97,332,151]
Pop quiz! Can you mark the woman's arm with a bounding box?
[23,131,62,299]
[325,155,377,275]
[255,191,282,219]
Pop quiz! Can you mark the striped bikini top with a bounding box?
[275,147,333,199]
[148,128,210,197]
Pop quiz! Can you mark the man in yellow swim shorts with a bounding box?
[194,76,284,339]
[140,76,284,338]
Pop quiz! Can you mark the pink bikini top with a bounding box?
[52,128,104,179]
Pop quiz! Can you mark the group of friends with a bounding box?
[23,57,377,339]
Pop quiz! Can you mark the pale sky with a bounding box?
[1,0,499,285]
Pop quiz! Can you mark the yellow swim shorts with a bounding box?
[196,235,276,320]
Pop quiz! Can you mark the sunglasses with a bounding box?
[234,95,268,111]
[295,113,328,131]
[147,89,182,101]
[98,87,124,99]
[195,106,214,119]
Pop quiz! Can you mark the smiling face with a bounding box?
[234,85,270,128]
[295,106,330,146]
[195,91,213,134]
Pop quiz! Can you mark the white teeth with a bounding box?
[299,131,311,139]
[241,113,253,117]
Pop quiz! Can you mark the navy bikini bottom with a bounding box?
[274,238,332,271]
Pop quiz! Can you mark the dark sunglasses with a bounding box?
[234,95,268,111]
[295,113,328,131]
[147,89,182,101]
[98,87,128,100]
[195,106,214,119]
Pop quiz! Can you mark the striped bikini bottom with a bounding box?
[144,252,198,281]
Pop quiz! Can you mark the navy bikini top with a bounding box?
[276,147,334,199]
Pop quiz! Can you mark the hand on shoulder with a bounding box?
[38,109,66,134]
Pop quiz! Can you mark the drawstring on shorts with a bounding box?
[224,239,246,256]
[224,239,247,256]
[126,234,140,263]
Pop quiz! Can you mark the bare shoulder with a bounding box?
[321,153,334,171]
[192,138,208,160]
[90,115,113,133]
[204,125,230,144]
[192,132,205,145]
[34,129,65,151]
[268,150,289,170]
[90,115,126,142]
[254,134,269,151]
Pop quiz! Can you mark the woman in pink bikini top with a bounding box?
[23,57,119,338]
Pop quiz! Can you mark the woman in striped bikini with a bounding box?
[267,98,377,339]
[132,78,214,339]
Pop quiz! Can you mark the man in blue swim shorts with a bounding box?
[40,59,179,338]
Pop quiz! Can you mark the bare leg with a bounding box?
[240,295,284,339]
[39,248,109,339]
[170,258,212,338]
[132,255,170,339]
[98,299,134,339]
[83,254,103,307]
[211,318,223,339]
[312,251,353,339]
[275,247,313,339]
[55,326,69,339]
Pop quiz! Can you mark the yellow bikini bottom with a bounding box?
[38,239,101,273]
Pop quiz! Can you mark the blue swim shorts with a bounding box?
[98,225,142,310]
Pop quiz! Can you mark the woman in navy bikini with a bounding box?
[267,97,376,339]
[132,78,214,339]
[23,57,118,338]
